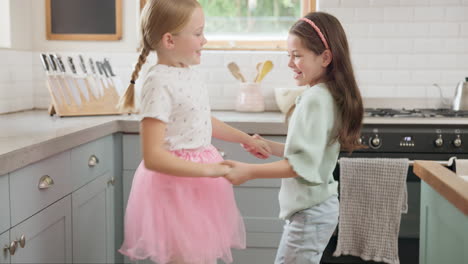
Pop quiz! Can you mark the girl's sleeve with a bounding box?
[139,77,172,123]
[284,93,330,185]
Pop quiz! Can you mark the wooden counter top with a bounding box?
[414,161,468,216]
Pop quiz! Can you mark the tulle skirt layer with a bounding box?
[119,145,246,264]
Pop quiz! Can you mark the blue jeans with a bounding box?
[274,194,339,264]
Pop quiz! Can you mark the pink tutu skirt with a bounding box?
[119,145,246,264]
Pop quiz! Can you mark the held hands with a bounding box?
[206,163,231,178]
[211,134,268,184]
[221,160,253,185]
[241,134,271,159]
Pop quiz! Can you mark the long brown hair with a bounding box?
[288,12,364,152]
[118,0,201,111]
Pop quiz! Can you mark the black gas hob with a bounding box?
[365,108,468,118]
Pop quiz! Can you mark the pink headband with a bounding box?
[300,17,329,50]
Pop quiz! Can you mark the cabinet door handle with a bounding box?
[107,177,115,186]
[16,235,26,248]
[3,241,17,255]
[88,155,99,167]
[38,175,54,190]
[216,148,226,158]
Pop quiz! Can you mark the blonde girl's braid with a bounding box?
[118,47,150,111]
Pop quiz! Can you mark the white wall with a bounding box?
[321,0,468,105]
[1,0,468,114]
[0,0,33,113]
[0,0,11,48]
[10,0,32,50]
[0,49,33,114]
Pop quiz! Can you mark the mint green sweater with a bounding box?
[280,83,340,220]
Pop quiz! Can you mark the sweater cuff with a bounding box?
[285,154,323,186]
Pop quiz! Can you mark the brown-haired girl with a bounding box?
[223,12,364,264]
[118,0,272,263]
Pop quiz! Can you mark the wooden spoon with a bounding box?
[253,62,263,82]
[256,60,273,83]
[227,62,246,82]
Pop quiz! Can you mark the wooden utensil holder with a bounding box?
[46,76,127,117]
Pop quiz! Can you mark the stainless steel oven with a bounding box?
[321,108,468,264]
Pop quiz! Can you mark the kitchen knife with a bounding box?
[99,59,115,89]
[103,58,124,96]
[56,54,82,106]
[48,54,72,105]
[78,55,100,100]
[96,61,111,89]
[89,58,105,97]
[67,56,90,101]
[40,53,64,106]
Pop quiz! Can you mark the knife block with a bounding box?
[46,76,127,117]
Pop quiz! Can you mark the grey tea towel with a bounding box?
[333,158,409,264]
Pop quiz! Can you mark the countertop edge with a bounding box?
[0,120,121,176]
[413,161,468,216]
[0,118,288,175]
[2,109,468,176]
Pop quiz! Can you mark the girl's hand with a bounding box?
[241,134,271,159]
[221,160,253,185]
[205,163,231,177]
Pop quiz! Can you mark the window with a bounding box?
[201,0,315,50]
[0,0,11,48]
[139,0,316,50]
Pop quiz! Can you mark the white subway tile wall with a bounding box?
[0,50,34,113]
[1,0,468,114]
[322,0,468,102]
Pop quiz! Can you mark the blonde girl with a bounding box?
[118,0,270,263]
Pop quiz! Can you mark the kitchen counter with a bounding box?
[1,110,468,175]
[413,161,468,215]
[0,110,288,175]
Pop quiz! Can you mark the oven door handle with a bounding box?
[338,156,456,167]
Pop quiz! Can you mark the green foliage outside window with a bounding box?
[198,0,301,36]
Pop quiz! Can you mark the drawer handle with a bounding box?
[107,177,115,186]
[88,155,99,167]
[16,235,26,248]
[216,148,226,158]
[3,241,17,255]
[38,175,54,190]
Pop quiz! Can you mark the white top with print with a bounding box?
[139,64,212,151]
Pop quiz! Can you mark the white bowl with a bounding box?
[274,87,305,114]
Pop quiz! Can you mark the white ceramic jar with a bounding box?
[235,82,265,112]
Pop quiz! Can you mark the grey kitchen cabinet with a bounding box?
[122,170,134,216]
[121,134,140,262]
[419,181,468,264]
[122,134,287,264]
[0,231,10,264]
[72,171,115,263]
[71,135,113,191]
[9,195,72,263]
[0,174,9,235]
[121,135,142,264]
[121,169,141,264]
[212,137,285,264]
[9,151,72,227]
[0,134,122,264]
[70,134,122,264]
[122,134,141,171]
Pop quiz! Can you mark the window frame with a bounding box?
[139,0,316,51]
